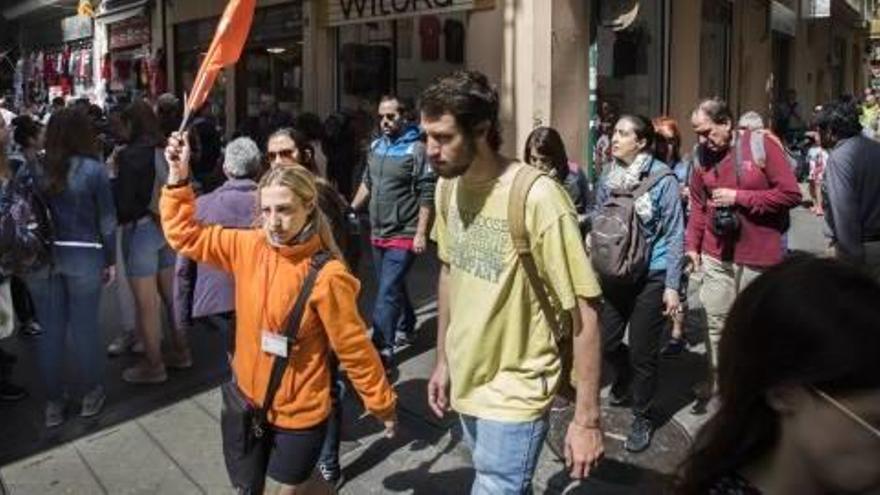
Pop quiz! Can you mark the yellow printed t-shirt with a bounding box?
[432,163,602,421]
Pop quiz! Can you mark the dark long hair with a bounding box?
[677,256,880,494]
[44,108,100,195]
[12,115,42,150]
[121,100,163,147]
[524,126,570,182]
[616,114,656,152]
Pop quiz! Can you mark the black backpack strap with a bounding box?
[632,160,674,198]
[255,251,333,433]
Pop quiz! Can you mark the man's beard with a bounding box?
[433,137,478,179]
[699,144,728,166]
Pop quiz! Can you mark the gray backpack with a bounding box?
[589,166,672,282]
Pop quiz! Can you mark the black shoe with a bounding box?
[661,337,686,356]
[19,320,42,337]
[394,330,417,349]
[0,381,27,402]
[690,398,709,416]
[609,377,632,407]
[379,350,395,377]
[624,416,653,453]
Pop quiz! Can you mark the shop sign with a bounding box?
[62,15,94,42]
[109,16,150,50]
[325,0,495,27]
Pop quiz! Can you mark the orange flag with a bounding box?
[184,0,256,121]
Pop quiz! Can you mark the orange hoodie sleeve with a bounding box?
[160,185,252,274]
[311,261,397,421]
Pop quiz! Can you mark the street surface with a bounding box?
[0,196,825,494]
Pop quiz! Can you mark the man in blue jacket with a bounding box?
[352,95,435,372]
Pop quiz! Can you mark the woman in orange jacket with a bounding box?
[161,132,397,494]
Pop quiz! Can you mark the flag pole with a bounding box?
[177,91,190,134]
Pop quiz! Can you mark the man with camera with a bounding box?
[687,98,801,401]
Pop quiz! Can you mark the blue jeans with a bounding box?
[121,218,175,278]
[26,248,106,401]
[370,246,416,354]
[460,414,549,495]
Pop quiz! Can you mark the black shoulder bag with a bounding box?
[220,251,332,494]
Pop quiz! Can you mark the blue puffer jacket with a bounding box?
[362,125,436,240]
[592,158,685,290]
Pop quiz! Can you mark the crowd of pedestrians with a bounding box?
[1,70,879,494]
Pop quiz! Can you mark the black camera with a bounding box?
[711,206,740,237]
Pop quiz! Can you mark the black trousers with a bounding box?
[600,270,667,419]
[10,276,36,324]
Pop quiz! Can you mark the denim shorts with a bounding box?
[121,217,175,277]
[460,413,549,495]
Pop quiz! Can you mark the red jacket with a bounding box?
[686,131,802,267]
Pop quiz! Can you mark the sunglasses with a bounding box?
[812,386,880,440]
[267,149,295,162]
[379,113,399,122]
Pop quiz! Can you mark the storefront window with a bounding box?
[237,3,304,125]
[336,12,467,113]
[175,16,227,132]
[596,0,667,117]
[701,0,732,100]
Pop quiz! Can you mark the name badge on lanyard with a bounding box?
[261,330,289,358]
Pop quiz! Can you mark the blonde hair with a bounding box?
[257,165,344,263]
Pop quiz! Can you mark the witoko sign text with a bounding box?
[325,0,494,26]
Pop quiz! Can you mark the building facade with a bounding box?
[1,0,871,166]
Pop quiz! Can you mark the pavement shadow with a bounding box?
[545,457,673,494]
[339,378,468,492]
[0,317,230,467]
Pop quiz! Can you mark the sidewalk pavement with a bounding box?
[0,304,709,495]
[0,205,825,494]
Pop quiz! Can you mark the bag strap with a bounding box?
[256,251,333,432]
[750,131,766,167]
[507,165,565,345]
[632,160,674,198]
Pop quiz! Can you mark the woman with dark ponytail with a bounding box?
[677,256,880,494]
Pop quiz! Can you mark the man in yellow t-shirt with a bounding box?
[421,71,604,494]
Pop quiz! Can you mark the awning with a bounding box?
[95,0,149,25]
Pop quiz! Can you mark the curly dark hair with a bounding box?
[419,70,502,152]
[814,99,863,140]
[44,108,100,194]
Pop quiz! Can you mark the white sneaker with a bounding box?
[107,331,141,356]
[80,386,106,418]
[45,399,66,428]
